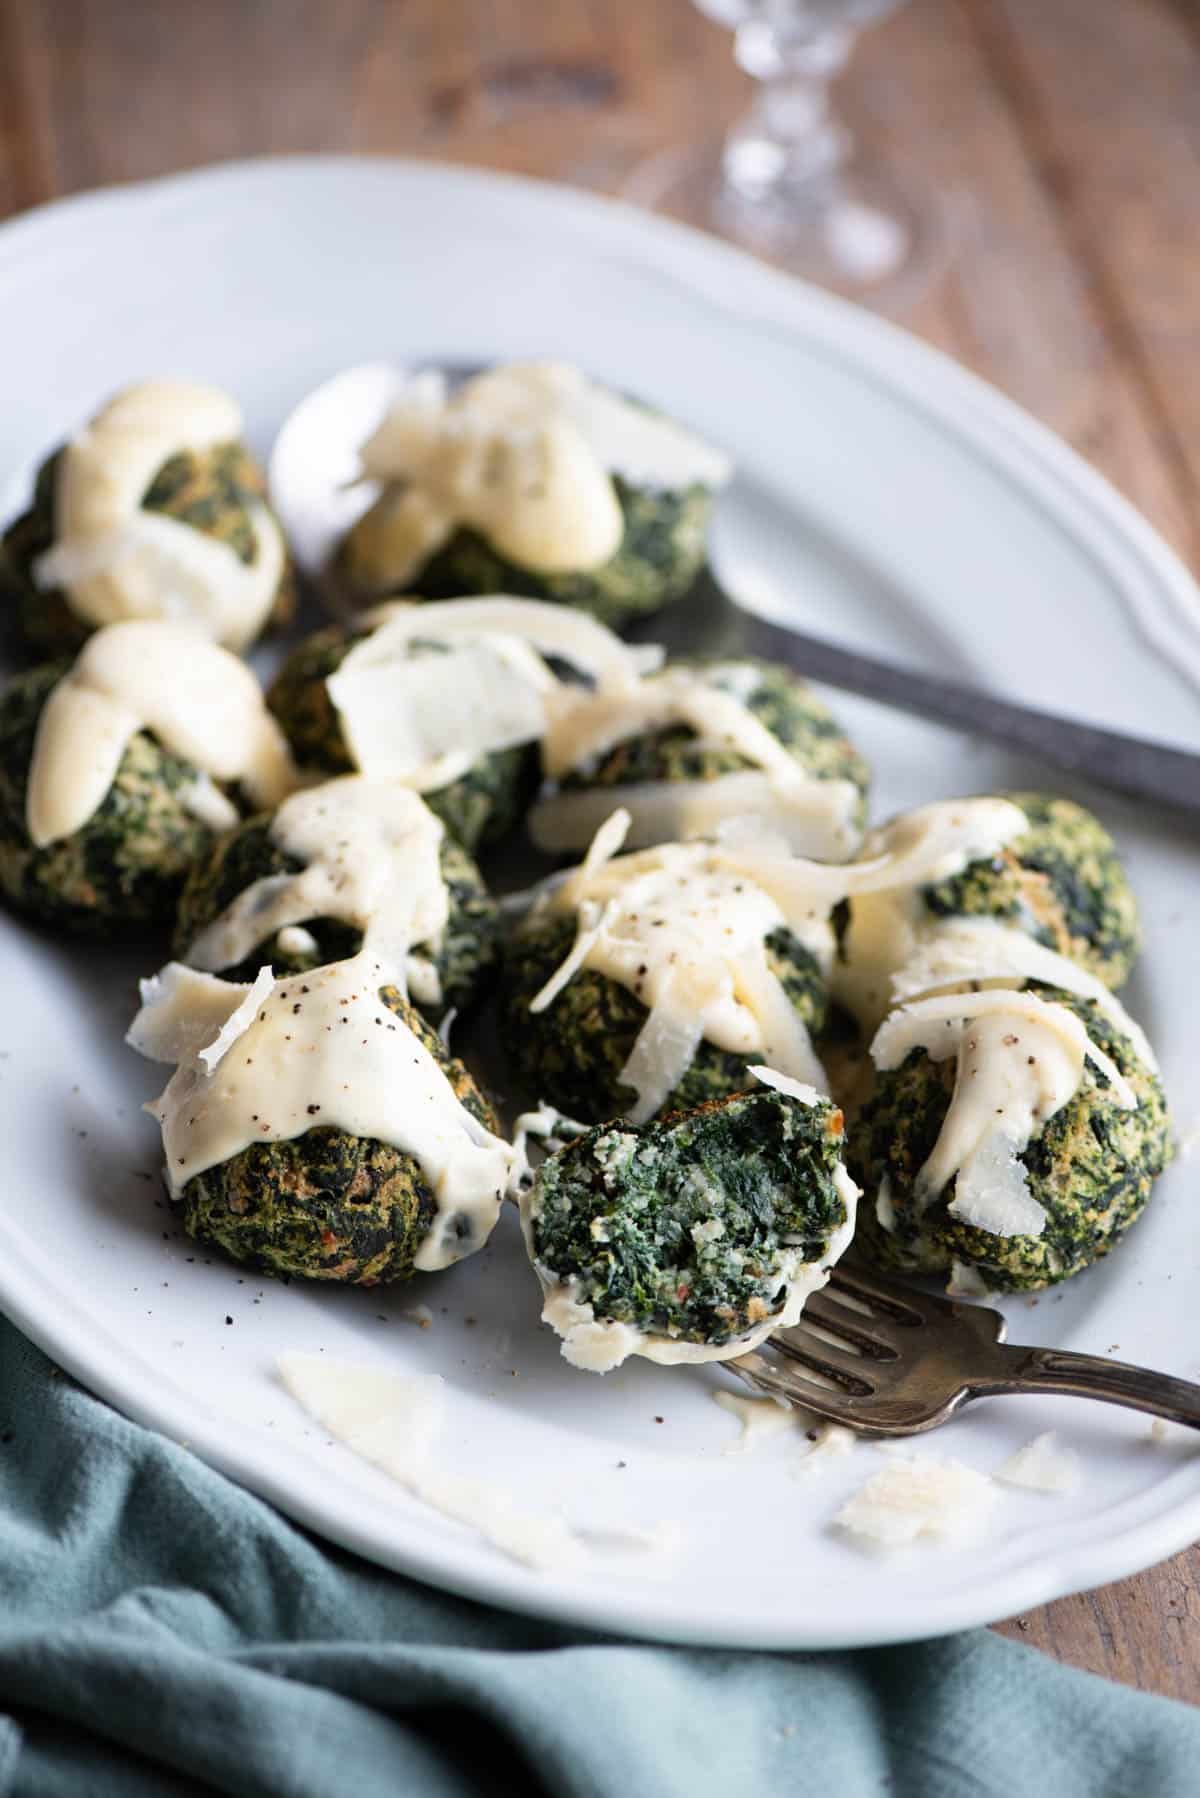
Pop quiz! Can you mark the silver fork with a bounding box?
[730,1263,1200,1436]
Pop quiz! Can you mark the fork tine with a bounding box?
[730,1350,863,1422]
[831,1265,971,1323]
[825,1263,932,1322]
[770,1328,876,1396]
[802,1291,902,1360]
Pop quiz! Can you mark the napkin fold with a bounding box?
[0,1315,1195,1798]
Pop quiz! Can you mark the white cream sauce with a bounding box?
[183,776,449,986]
[832,798,1030,1033]
[26,620,297,847]
[35,379,285,649]
[872,988,1137,1239]
[526,812,849,1121]
[325,596,652,791]
[889,917,1157,1071]
[355,362,731,585]
[129,950,513,1269]
[533,663,863,860]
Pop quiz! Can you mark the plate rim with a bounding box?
[0,152,1197,1650]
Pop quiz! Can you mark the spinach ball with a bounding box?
[523,1083,857,1370]
[2,424,294,657]
[848,989,1170,1294]
[267,623,535,853]
[0,660,223,936]
[530,657,869,858]
[174,809,499,1023]
[922,792,1140,990]
[500,911,827,1125]
[178,986,500,1285]
[334,364,730,630]
[341,476,716,632]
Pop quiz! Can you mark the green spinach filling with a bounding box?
[531,1088,848,1344]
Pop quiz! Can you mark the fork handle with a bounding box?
[986,1344,1200,1430]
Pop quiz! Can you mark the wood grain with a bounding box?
[0,0,1196,1702]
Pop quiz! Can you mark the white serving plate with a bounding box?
[0,157,1198,1651]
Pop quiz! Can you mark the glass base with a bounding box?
[625,140,951,313]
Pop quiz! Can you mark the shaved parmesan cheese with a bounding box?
[196,966,276,1071]
[995,1432,1080,1494]
[528,771,862,861]
[126,963,260,1066]
[527,829,836,1122]
[835,1458,998,1549]
[890,918,1158,1072]
[535,661,864,860]
[795,1423,857,1474]
[278,1354,583,1571]
[832,798,1030,1032]
[748,1065,824,1108]
[616,977,707,1124]
[328,637,549,787]
[528,899,615,1016]
[947,1129,1048,1239]
[712,1388,798,1454]
[542,669,821,784]
[356,596,656,690]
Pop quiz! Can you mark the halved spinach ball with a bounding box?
[524,1084,856,1369]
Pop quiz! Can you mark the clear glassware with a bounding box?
[627,0,948,308]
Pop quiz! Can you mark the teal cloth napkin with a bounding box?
[1,1315,1197,1798]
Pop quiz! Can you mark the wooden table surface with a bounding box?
[2,0,1197,1702]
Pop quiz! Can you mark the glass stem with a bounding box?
[722,23,853,205]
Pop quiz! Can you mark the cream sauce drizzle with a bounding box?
[535,663,862,859]
[889,917,1158,1071]
[355,362,731,584]
[526,813,843,1121]
[35,379,284,649]
[872,988,1137,1238]
[184,776,449,985]
[129,950,513,1269]
[26,620,297,848]
[833,798,1030,1033]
